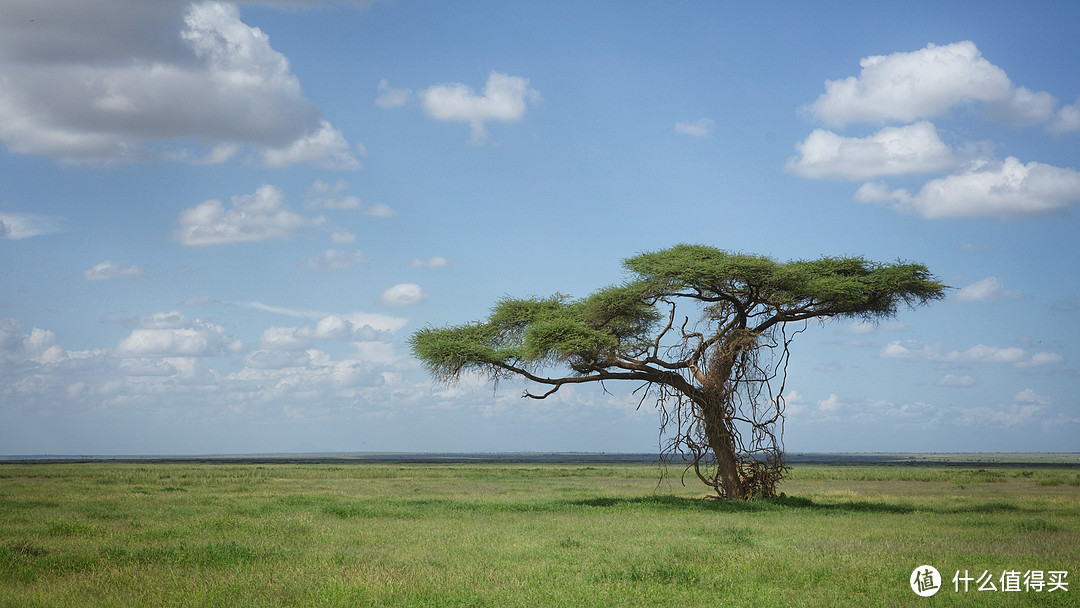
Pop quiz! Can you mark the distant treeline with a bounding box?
[2,452,1078,468]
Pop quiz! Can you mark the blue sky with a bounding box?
[2,0,1079,455]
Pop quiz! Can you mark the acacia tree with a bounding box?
[410,244,945,499]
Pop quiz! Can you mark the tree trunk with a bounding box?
[699,398,745,499]
[696,332,751,499]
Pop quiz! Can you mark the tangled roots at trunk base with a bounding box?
[656,327,792,500]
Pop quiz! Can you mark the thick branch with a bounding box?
[412,244,946,500]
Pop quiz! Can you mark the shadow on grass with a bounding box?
[314,494,1024,519]
[570,494,1023,515]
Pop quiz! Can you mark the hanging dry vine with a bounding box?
[411,245,946,499]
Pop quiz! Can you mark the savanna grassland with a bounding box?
[1,457,1077,607]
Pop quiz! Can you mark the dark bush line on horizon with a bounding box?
[1,452,1077,468]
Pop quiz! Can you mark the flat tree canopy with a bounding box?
[411,244,946,499]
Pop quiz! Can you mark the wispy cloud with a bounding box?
[955,390,1052,428]
[935,373,976,387]
[838,320,907,335]
[301,248,366,270]
[237,301,407,332]
[675,118,714,137]
[791,388,1059,430]
[375,79,412,109]
[304,180,394,216]
[880,340,1063,368]
[411,256,450,268]
[0,212,65,240]
[83,261,146,281]
[238,302,325,320]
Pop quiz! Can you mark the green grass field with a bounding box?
[1,458,1077,607]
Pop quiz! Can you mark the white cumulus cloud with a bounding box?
[787,122,957,180]
[261,120,363,170]
[0,319,105,368]
[0,213,65,240]
[796,41,1080,221]
[955,277,1022,302]
[0,1,359,166]
[855,157,1080,219]
[173,184,308,245]
[115,319,242,358]
[817,393,844,412]
[1050,97,1080,134]
[259,314,392,351]
[1014,388,1052,406]
[260,326,316,351]
[879,340,942,361]
[380,283,426,306]
[982,86,1058,126]
[230,349,387,394]
[419,71,539,142]
[0,312,408,432]
[805,41,1047,127]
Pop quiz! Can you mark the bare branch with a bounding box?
[412,244,945,499]
[523,385,561,399]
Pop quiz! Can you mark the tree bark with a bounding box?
[699,399,745,499]
[694,329,754,499]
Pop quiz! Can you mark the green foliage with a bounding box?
[409,322,511,382]
[775,256,946,319]
[410,244,946,500]
[623,244,780,292]
[625,243,947,320]
[411,244,946,384]
[410,286,661,380]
